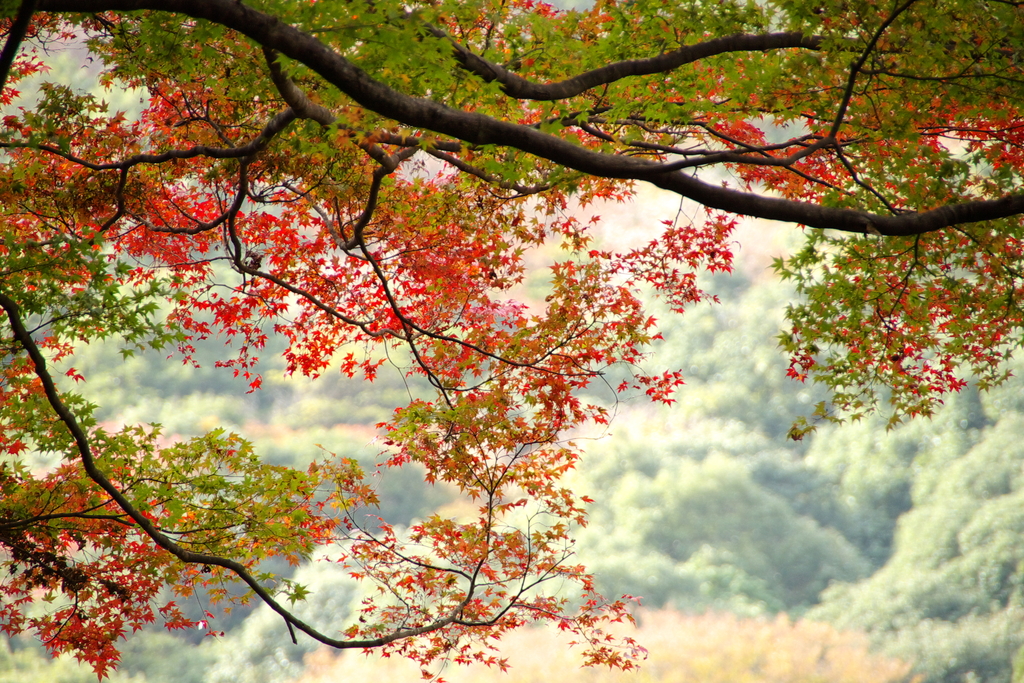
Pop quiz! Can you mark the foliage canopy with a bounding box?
[4,0,1024,675]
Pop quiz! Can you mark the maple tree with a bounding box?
[2,0,1024,676]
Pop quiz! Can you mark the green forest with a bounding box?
[6,209,1024,683]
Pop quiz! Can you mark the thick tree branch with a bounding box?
[0,0,38,95]
[263,47,407,171]
[35,0,1024,235]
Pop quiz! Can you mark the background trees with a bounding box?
[570,274,1024,682]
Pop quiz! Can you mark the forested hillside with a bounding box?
[571,266,1024,682]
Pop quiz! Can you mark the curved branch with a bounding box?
[426,148,552,196]
[143,159,250,235]
[263,47,404,171]
[262,47,335,126]
[435,28,823,101]
[0,510,132,531]
[637,136,836,172]
[0,290,484,650]
[827,0,919,139]
[219,159,397,337]
[38,0,1024,237]
[0,107,298,170]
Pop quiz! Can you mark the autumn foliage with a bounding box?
[2,0,1024,676]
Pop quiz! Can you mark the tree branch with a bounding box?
[0,0,38,95]
[827,0,919,139]
[432,28,823,101]
[34,1,1024,234]
[0,289,484,650]
[0,108,299,170]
